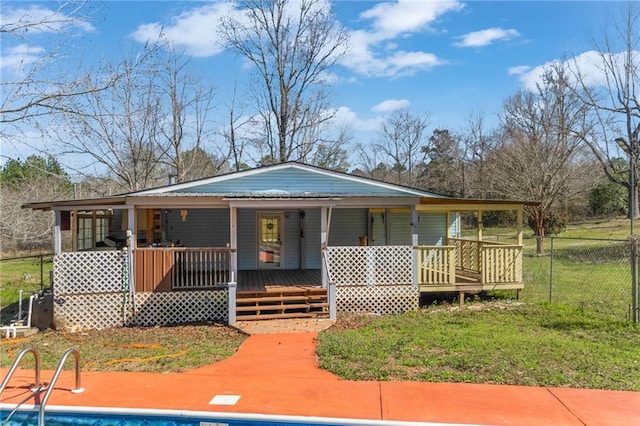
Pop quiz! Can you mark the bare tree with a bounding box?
[55,50,165,194]
[1,2,116,145]
[0,156,72,252]
[219,0,349,163]
[462,110,498,198]
[154,48,222,182]
[491,64,593,253]
[570,2,640,218]
[219,86,254,171]
[310,120,351,171]
[370,108,430,186]
[422,128,464,195]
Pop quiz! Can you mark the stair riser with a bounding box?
[236,288,328,320]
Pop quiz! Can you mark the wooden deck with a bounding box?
[237,269,321,293]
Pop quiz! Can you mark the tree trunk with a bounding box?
[534,210,545,255]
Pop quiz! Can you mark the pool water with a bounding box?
[0,407,436,426]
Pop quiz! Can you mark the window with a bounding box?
[76,210,113,250]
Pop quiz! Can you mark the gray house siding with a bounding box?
[236,208,321,270]
[301,208,321,269]
[370,210,386,246]
[237,209,257,270]
[166,209,229,247]
[283,210,301,269]
[328,208,368,246]
[448,213,458,238]
[419,213,446,245]
[389,210,412,245]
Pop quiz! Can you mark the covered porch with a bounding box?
[26,162,536,326]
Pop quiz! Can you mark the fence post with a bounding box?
[549,237,554,302]
[40,255,44,290]
[631,237,639,324]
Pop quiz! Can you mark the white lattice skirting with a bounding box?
[53,293,133,332]
[131,290,228,327]
[337,285,419,315]
[53,290,228,331]
[326,246,413,285]
[54,251,128,294]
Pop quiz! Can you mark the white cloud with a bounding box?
[514,50,639,91]
[131,0,336,59]
[341,0,463,78]
[0,5,94,77]
[371,99,410,112]
[372,99,410,113]
[0,5,95,33]
[131,2,244,57]
[508,65,531,75]
[334,106,384,132]
[453,28,520,48]
[360,0,464,38]
[0,44,45,74]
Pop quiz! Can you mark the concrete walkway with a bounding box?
[1,332,639,425]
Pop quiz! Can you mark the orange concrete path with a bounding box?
[1,332,639,425]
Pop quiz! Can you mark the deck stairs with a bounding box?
[236,285,329,320]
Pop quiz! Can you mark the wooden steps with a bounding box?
[236,285,329,320]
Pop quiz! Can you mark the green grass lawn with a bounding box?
[317,303,640,391]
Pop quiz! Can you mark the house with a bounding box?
[24,162,536,331]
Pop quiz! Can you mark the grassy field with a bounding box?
[469,217,633,320]
[317,303,640,391]
[0,324,247,372]
[469,217,631,252]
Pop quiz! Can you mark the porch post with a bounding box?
[54,210,62,254]
[328,281,336,319]
[71,210,77,251]
[516,207,523,245]
[411,206,419,286]
[229,206,238,283]
[127,207,136,293]
[477,210,483,241]
[321,206,328,289]
[227,281,237,325]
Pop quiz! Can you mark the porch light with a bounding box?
[180,209,188,222]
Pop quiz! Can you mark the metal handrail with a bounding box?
[38,348,84,426]
[0,347,41,395]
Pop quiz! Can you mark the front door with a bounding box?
[258,213,283,269]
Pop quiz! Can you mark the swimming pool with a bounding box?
[0,405,455,426]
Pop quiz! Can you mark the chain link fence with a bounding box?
[0,253,54,324]
[522,237,634,321]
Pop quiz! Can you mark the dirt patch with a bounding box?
[233,318,335,334]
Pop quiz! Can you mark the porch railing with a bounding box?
[415,245,456,286]
[172,248,232,289]
[449,238,523,284]
[134,247,231,291]
[481,244,523,284]
[450,238,481,273]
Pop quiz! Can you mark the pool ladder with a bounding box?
[0,347,84,426]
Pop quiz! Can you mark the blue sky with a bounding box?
[0,0,622,166]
